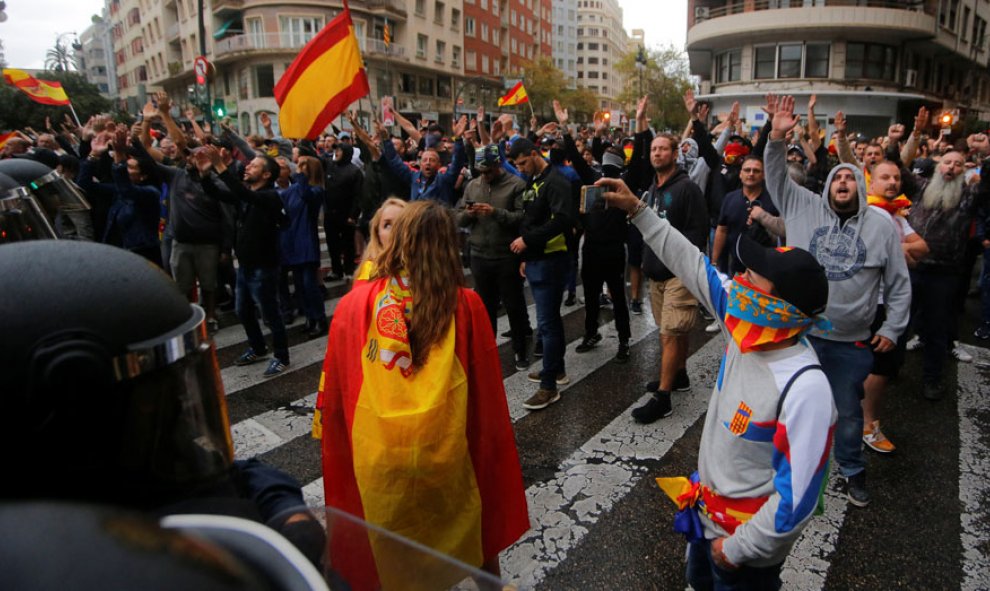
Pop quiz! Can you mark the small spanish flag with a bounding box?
[0,131,16,151]
[274,2,370,139]
[3,68,70,106]
[497,81,529,107]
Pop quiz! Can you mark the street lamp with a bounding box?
[635,46,647,97]
[51,31,81,72]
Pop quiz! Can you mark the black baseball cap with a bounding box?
[735,234,828,317]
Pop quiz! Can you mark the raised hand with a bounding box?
[538,121,559,136]
[636,95,649,122]
[156,91,172,116]
[683,88,696,116]
[888,123,905,143]
[45,116,53,131]
[191,147,214,174]
[90,131,111,156]
[834,111,847,134]
[553,99,569,125]
[970,133,990,156]
[529,114,538,131]
[142,99,158,121]
[260,111,273,129]
[762,93,779,119]
[808,94,817,113]
[477,105,485,122]
[913,106,929,135]
[490,119,504,142]
[697,102,710,124]
[728,101,740,125]
[452,114,469,138]
[770,95,799,141]
[373,117,388,140]
[112,126,130,162]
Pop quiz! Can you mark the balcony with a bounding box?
[168,61,183,76]
[688,1,935,51]
[215,33,406,60]
[361,0,408,19]
[167,22,179,40]
[212,0,243,14]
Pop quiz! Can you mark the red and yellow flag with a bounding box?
[497,81,529,107]
[317,278,529,590]
[274,3,370,139]
[0,131,16,151]
[3,68,70,106]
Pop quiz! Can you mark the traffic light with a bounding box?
[940,112,954,126]
[603,111,611,123]
[212,98,226,119]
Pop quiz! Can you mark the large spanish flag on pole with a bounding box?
[274,1,370,139]
[316,277,529,590]
[497,80,529,107]
[3,69,70,106]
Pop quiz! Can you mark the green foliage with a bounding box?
[614,45,694,132]
[0,72,113,131]
[509,57,605,123]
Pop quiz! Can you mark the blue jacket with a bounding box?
[381,138,466,205]
[78,159,160,252]
[279,173,324,266]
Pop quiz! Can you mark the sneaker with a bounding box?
[645,380,660,393]
[533,340,543,358]
[672,369,691,392]
[263,358,288,378]
[698,306,714,322]
[975,322,990,340]
[845,471,870,507]
[630,299,643,315]
[599,293,612,307]
[705,320,720,333]
[565,292,577,306]
[923,382,943,401]
[952,342,973,363]
[575,332,603,353]
[632,391,672,424]
[523,388,561,410]
[514,354,530,372]
[502,326,534,338]
[528,371,569,386]
[234,348,267,366]
[906,335,923,351]
[863,420,895,453]
[323,273,342,283]
[615,340,630,363]
[308,320,329,339]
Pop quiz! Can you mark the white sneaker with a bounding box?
[906,335,923,351]
[705,320,720,333]
[952,342,973,363]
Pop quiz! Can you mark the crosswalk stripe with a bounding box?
[231,393,318,458]
[958,358,990,591]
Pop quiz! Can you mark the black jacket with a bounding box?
[519,165,574,260]
[641,168,708,281]
[323,144,364,221]
[201,169,285,269]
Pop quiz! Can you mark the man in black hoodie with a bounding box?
[322,142,363,281]
[195,146,290,378]
[633,133,708,424]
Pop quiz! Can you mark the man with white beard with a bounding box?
[908,148,990,399]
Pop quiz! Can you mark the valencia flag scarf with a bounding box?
[867,194,912,216]
[724,275,831,353]
[315,277,529,590]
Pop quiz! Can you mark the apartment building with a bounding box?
[77,10,118,98]
[575,0,628,109]
[687,0,990,138]
[552,0,579,86]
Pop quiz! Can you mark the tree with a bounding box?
[615,45,694,132]
[0,72,113,131]
[510,57,603,123]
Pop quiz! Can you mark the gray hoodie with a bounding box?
[764,139,910,343]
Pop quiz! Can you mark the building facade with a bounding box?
[575,0,628,109]
[76,10,117,98]
[686,0,990,138]
[552,0,579,86]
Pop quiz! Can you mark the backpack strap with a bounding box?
[776,364,824,418]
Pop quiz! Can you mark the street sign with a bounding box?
[194,56,208,80]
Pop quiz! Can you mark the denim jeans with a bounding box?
[809,336,873,478]
[525,253,569,390]
[910,269,960,385]
[471,255,530,357]
[236,265,289,363]
[686,538,783,591]
[279,263,326,325]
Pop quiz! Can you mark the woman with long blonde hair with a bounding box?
[353,197,406,281]
[315,200,529,587]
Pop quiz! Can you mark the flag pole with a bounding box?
[67,101,82,128]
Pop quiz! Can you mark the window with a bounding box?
[777,44,802,78]
[415,0,425,16]
[400,73,416,93]
[417,34,428,59]
[438,78,451,98]
[435,39,445,63]
[940,0,959,31]
[754,45,776,79]
[588,42,598,50]
[481,23,488,42]
[962,6,971,41]
[715,49,741,83]
[279,16,323,47]
[247,18,265,48]
[451,8,460,30]
[238,67,249,99]
[452,45,461,67]
[435,0,444,24]
[253,64,275,97]
[465,17,475,36]
[805,42,829,78]
[588,57,598,64]
[482,55,489,73]
[845,42,896,81]
[466,49,476,70]
[418,76,434,95]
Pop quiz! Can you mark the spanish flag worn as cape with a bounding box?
[3,68,70,106]
[317,278,529,590]
[497,81,529,107]
[274,2,370,139]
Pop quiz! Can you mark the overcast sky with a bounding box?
[0,0,687,69]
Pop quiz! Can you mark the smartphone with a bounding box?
[580,185,604,213]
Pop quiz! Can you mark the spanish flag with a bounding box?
[3,69,70,106]
[0,131,15,151]
[317,277,529,590]
[497,80,529,107]
[274,3,370,139]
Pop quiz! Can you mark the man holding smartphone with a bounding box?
[456,145,531,371]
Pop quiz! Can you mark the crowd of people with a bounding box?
[3,84,990,589]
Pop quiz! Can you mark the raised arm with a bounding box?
[376,119,414,186]
[834,111,860,167]
[390,109,422,144]
[764,95,819,218]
